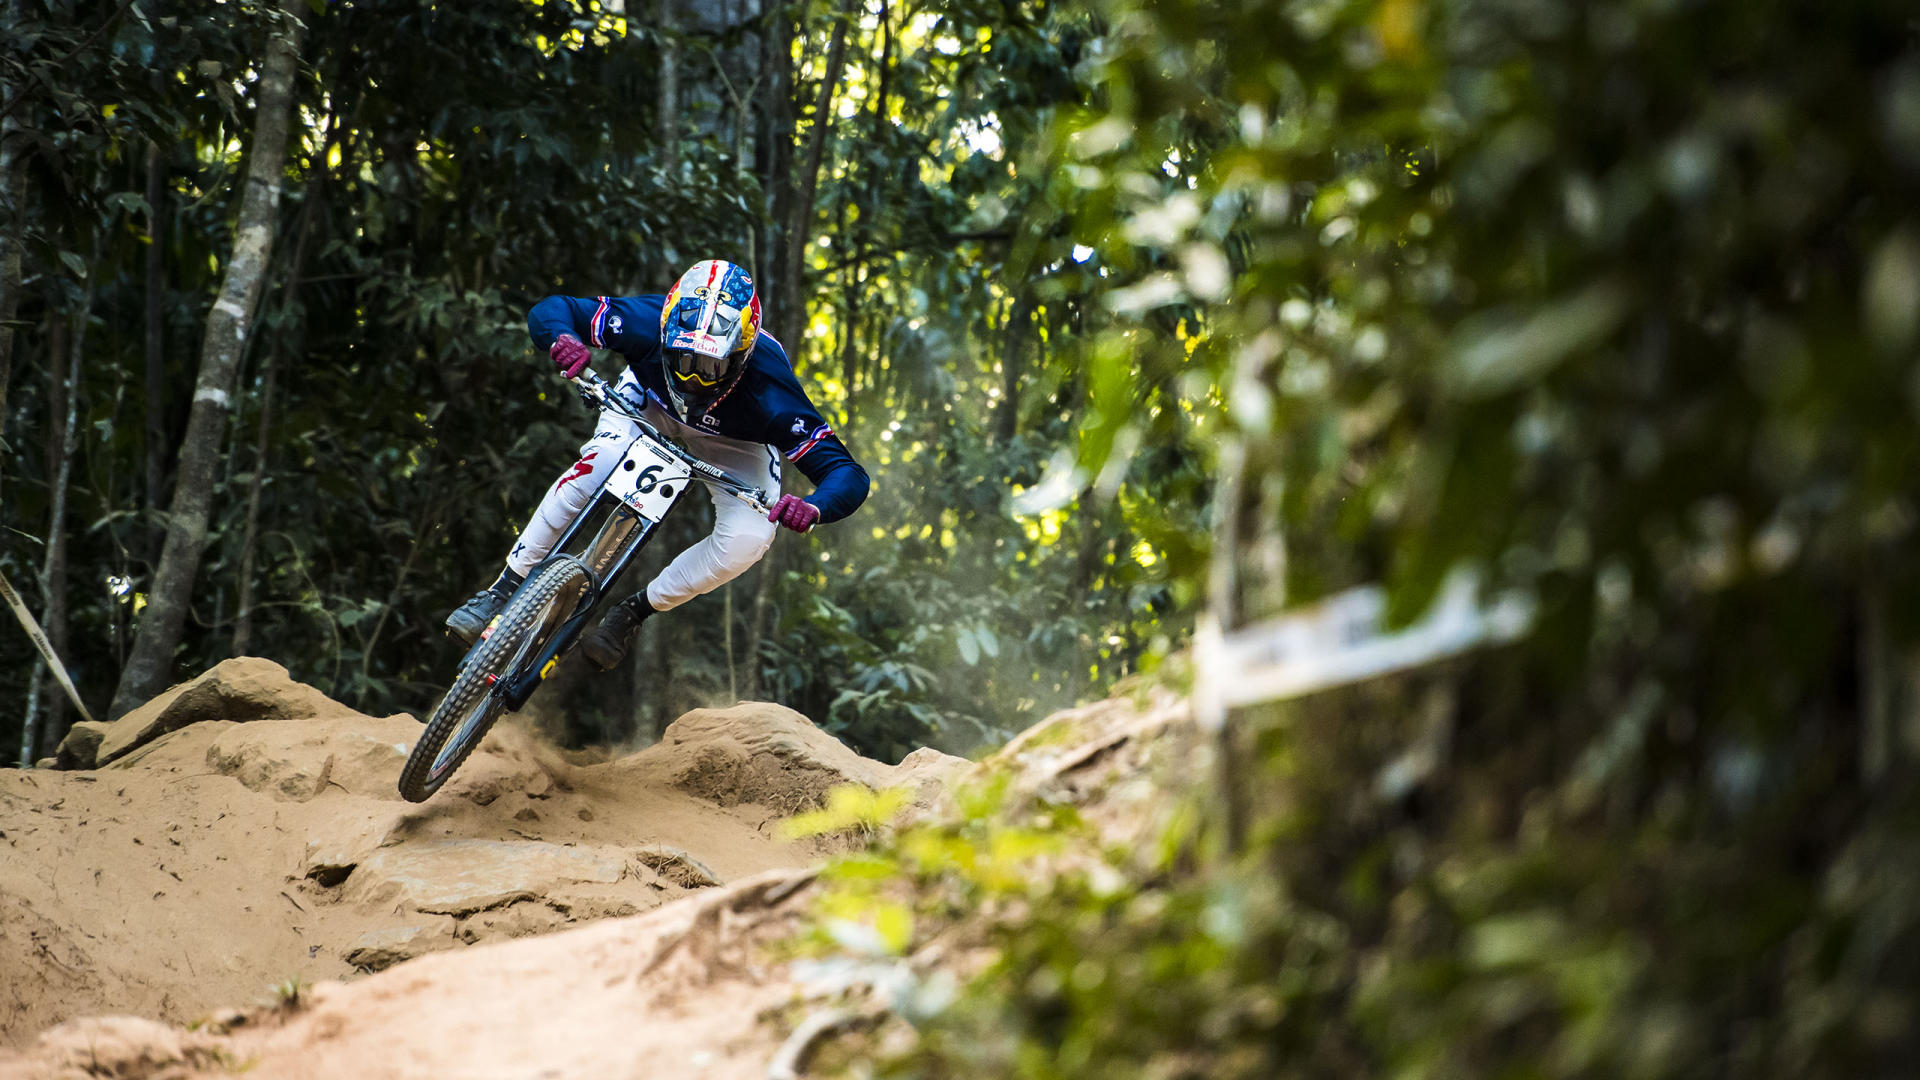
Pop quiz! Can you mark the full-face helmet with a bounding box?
[659,259,761,425]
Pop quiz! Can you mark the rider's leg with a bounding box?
[504,415,640,577]
[581,439,781,668]
[641,440,783,611]
[445,409,637,642]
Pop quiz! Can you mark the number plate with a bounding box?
[602,434,695,518]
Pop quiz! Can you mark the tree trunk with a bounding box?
[773,0,856,357]
[0,202,19,512]
[631,614,663,744]
[995,294,1033,445]
[707,2,764,277]
[760,5,794,306]
[233,147,325,658]
[838,0,890,430]
[111,0,307,718]
[657,0,679,177]
[353,491,437,706]
[16,300,83,763]
[740,543,782,700]
[144,138,168,566]
[228,346,279,659]
[18,316,63,768]
[0,0,26,507]
[839,272,860,426]
[742,0,854,700]
[41,295,86,756]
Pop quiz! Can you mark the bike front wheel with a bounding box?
[398,559,591,802]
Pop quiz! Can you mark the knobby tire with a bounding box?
[397,560,590,802]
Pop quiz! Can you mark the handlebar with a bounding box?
[572,370,774,516]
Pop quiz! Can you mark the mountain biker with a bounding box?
[444,259,869,669]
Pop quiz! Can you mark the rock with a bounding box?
[322,723,420,798]
[632,703,973,816]
[890,745,972,821]
[100,724,215,773]
[438,725,564,806]
[342,839,624,915]
[544,892,641,920]
[303,813,400,886]
[32,1015,220,1075]
[96,657,339,766]
[455,901,569,944]
[53,719,110,770]
[32,756,54,769]
[894,745,971,795]
[648,703,891,814]
[205,728,334,802]
[632,845,721,888]
[343,925,448,972]
[201,1007,249,1034]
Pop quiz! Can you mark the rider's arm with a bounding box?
[755,347,870,524]
[527,295,661,354]
[780,424,870,524]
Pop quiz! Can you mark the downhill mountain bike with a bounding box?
[397,369,772,802]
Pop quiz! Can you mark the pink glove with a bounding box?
[550,334,591,379]
[767,495,820,534]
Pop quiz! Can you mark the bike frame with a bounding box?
[472,369,773,709]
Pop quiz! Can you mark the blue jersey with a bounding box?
[528,295,870,524]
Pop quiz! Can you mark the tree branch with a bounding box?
[0,0,142,125]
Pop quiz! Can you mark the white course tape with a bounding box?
[1206,568,1536,711]
[0,569,97,726]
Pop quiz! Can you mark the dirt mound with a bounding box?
[5,1016,228,1080]
[0,662,960,1052]
[82,658,345,768]
[617,703,967,814]
[0,869,824,1080]
[0,673,1197,1080]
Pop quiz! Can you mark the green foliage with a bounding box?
[780,782,915,840]
[2,0,1180,758]
[748,0,1195,756]
[0,0,1182,757]
[265,973,307,1011]
[780,0,1920,1074]
[788,692,1920,1079]
[793,771,1077,969]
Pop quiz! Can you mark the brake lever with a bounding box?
[573,369,606,410]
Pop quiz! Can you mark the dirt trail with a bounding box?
[0,659,965,1061]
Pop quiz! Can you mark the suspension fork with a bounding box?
[497,486,691,709]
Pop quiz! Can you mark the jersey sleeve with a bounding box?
[779,421,869,524]
[757,354,870,524]
[527,296,658,355]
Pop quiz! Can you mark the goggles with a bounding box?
[666,347,740,395]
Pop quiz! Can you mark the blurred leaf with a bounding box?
[1441,284,1628,400]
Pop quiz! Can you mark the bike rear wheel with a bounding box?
[398,559,591,802]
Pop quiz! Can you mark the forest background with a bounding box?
[1,0,1176,765]
[4,0,1920,1072]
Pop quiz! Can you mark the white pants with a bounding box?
[505,372,782,611]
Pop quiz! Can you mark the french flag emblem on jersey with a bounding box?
[588,297,611,347]
[787,424,833,462]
